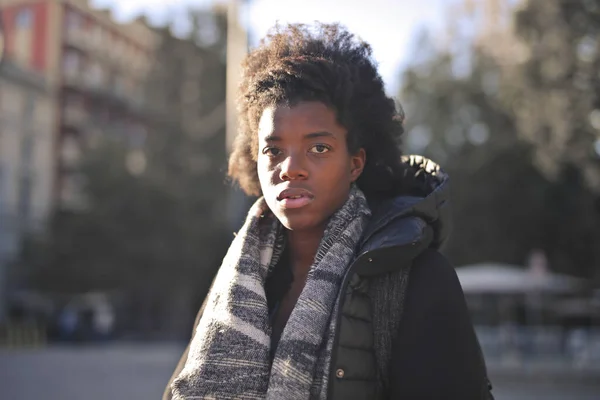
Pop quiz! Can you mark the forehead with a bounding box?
[257,101,344,139]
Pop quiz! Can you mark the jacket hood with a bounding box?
[354,155,451,276]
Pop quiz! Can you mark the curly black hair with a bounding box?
[228,22,407,202]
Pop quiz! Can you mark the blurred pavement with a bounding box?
[1,344,600,399]
[0,343,184,400]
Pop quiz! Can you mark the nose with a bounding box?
[279,154,308,181]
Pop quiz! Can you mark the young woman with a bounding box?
[165,23,492,400]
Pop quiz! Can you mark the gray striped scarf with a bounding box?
[171,186,371,400]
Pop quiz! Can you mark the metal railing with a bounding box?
[476,325,600,368]
[0,321,47,348]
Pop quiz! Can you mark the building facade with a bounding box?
[0,0,157,209]
[0,0,158,321]
[0,59,53,320]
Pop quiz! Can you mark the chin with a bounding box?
[275,212,322,232]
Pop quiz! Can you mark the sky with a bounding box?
[92,0,452,94]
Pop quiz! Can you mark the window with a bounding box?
[61,137,77,162]
[0,83,5,114]
[65,10,82,32]
[87,62,104,86]
[93,25,103,46]
[113,40,125,60]
[114,74,126,96]
[15,8,33,28]
[21,132,34,169]
[18,171,33,224]
[64,92,81,107]
[35,100,52,128]
[0,84,23,116]
[19,97,36,225]
[60,172,87,210]
[63,50,80,75]
[20,97,36,175]
[129,124,147,148]
[0,159,4,193]
[23,94,36,120]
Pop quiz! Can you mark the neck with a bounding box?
[286,227,325,279]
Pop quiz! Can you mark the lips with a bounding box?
[276,187,314,209]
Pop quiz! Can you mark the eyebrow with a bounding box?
[264,131,337,142]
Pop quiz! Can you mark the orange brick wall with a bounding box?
[1,1,49,72]
[31,1,47,70]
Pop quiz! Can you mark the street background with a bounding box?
[1,344,600,399]
[1,0,600,399]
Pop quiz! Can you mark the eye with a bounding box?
[309,144,331,154]
[262,146,282,157]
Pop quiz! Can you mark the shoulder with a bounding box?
[408,248,462,301]
[399,248,468,331]
[412,247,454,276]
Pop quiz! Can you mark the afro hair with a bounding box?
[228,22,407,202]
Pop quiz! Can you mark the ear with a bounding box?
[350,148,366,183]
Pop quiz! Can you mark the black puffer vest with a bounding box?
[164,156,492,400]
[326,156,451,399]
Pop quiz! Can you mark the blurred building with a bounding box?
[0,59,53,320]
[0,0,158,210]
[0,0,159,321]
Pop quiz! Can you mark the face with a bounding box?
[257,101,365,232]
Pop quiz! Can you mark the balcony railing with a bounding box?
[59,136,82,169]
[64,28,92,50]
[63,105,88,130]
[61,71,147,115]
[59,172,89,211]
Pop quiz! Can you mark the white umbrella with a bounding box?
[456,263,584,294]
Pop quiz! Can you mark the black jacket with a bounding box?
[164,156,491,399]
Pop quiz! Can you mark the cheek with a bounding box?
[322,163,353,197]
[257,159,276,191]
[332,158,353,183]
[256,160,266,182]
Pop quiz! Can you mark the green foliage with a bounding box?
[400,12,600,280]
[509,0,600,190]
